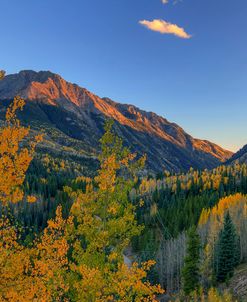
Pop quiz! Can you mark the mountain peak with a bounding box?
[0,70,83,106]
[0,70,233,172]
[0,70,59,99]
[14,69,59,83]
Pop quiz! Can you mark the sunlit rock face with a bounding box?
[0,70,233,172]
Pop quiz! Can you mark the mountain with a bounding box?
[226,144,247,165]
[0,70,233,172]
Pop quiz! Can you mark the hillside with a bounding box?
[0,70,233,172]
[227,144,247,165]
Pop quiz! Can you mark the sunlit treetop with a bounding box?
[0,70,5,80]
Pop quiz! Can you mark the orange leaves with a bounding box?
[0,206,72,301]
[198,208,210,226]
[31,206,72,300]
[138,163,247,198]
[0,216,19,250]
[0,116,164,301]
[198,193,247,266]
[27,195,37,203]
[0,97,42,205]
[0,70,5,80]
[70,263,104,300]
[199,193,247,227]
[71,261,164,302]
[0,216,35,302]
[102,261,164,302]
[5,96,25,125]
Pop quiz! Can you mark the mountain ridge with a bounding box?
[0,70,233,172]
[227,144,247,165]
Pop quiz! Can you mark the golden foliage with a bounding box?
[71,260,163,302]
[0,96,42,205]
[198,193,247,229]
[138,164,247,196]
[0,70,5,80]
[0,115,164,301]
[69,120,164,300]
[206,288,237,302]
[198,193,247,287]
[0,206,72,301]
[175,287,237,302]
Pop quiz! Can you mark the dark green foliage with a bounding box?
[182,226,201,295]
[0,154,88,238]
[215,211,240,282]
[235,235,241,266]
[134,164,247,256]
[132,165,247,293]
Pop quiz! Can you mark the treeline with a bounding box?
[132,164,247,249]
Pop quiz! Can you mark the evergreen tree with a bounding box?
[182,226,201,296]
[234,235,241,266]
[216,211,240,282]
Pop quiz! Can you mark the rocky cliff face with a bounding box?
[0,70,233,172]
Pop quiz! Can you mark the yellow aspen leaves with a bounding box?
[68,120,164,300]
[0,70,5,80]
[0,115,164,301]
[27,195,37,203]
[0,96,42,205]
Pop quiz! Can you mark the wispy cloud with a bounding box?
[161,0,183,5]
[139,19,191,39]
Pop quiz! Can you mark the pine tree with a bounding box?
[234,235,241,266]
[216,211,240,282]
[182,226,201,296]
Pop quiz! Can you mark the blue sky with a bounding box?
[1,0,246,151]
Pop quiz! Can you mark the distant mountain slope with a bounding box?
[0,70,233,172]
[226,144,247,165]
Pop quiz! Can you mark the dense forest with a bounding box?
[132,165,247,298]
[0,71,247,301]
